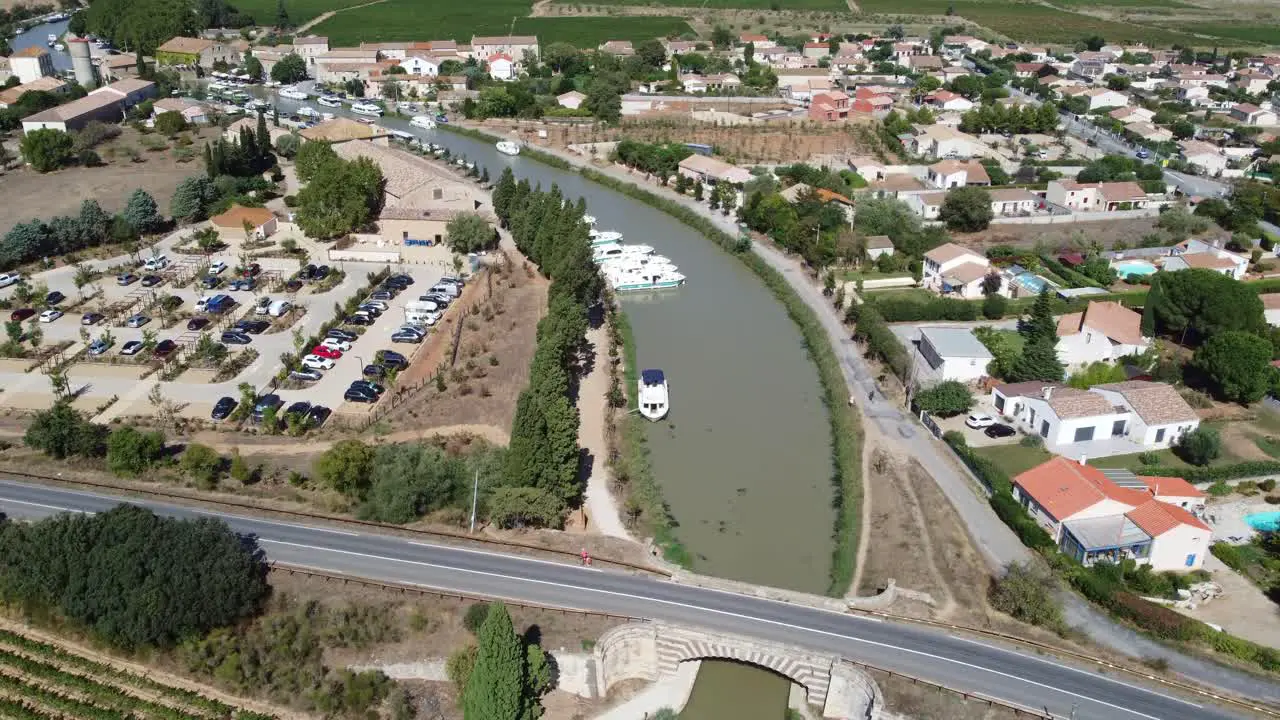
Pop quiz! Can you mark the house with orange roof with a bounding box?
[991,380,1199,458]
[1012,456,1209,570]
[921,242,991,298]
[1055,301,1150,368]
[210,205,278,240]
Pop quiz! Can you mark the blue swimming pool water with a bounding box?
[1015,272,1048,293]
[1113,260,1157,278]
[1245,511,1280,532]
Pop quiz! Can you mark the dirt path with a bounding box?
[293,0,387,34]
[578,325,633,540]
[188,423,509,455]
[849,425,877,594]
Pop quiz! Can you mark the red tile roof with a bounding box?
[1127,500,1209,536]
[1015,457,1153,520]
[1138,475,1204,499]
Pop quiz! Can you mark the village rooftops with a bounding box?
[865,235,893,250]
[295,35,329,45]
[1095,380,1198,426]
[157,37,217,55]
[1056,301,1144,346]
[1047,388,1119,419]
[12,46,48,58]
[471,35,537,45]
[923,242,981,265]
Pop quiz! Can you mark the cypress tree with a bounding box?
[1021,287,1057,344]
[1141,275,1161,337]
[1010,338,1065,383]
[493,168,516,221]
[462,603,524,720]
[203,143,215,178]
[256,111,271,161]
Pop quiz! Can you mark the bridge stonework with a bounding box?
[593,623,879,718]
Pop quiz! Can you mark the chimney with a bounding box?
[1042,386,1053,400]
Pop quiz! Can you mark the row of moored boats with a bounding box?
[587,217,686,293]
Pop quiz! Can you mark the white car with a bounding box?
[209,260,228,274]
[361,300,389,311]
[965,413,995,429]
[301,354,335,370]
[38,309,63,323]
[0,273,20,288]
[319,338,351,352]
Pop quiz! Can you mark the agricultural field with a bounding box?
[550,0,847,8]
[312,0,694,46]
[1173,22,1280,45]
[0,627,272,720]
[230,0,372,25]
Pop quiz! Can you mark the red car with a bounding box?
[243,263,262,278]
[311,345,342,359]
[9,308,35,322]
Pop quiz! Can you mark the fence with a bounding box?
[990,207,1160,225]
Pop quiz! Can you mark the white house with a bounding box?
[865,235,895,261]
[1163,238,1249,279]
[487,53,516,81]
[1013,457,1209,571]
[9,47,54,84]
[676,154,752,185]
[992,380,1199,456]
[1229,103,1278,126]
[1061,86,1129,111]
[926,159,989,189]
[152,97,208,125]
[988,188,1038,216]
[399,54,441,76]
[912,326,994,384]
[903,124,978,159]
[922,242,991,298]
[1046,180,1149,212]
[905,191,946,220]
[1264,294,1280,327]
[1179,140,1228,175]
[923,89,974,112]
[1055,301,1150,368]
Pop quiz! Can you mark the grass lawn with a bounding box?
[1090,424,1246,471]
[838,269,913,282]
[311,0,694,46]
[973,444,1052,478]
[864,287,934,301]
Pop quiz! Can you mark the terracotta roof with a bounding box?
[1014,457,1109,520]
[865,235,893,249]
[1057,301,1144,346]
[1047,388,1118,419]
[1099,181,1146,202]
[299,117,381,142]
[0,76,67,105]
[1126,500,1209,536]
[1096,380,1198,426]
[157,37,216,55]
[1262,294,1280,310]
[1177,252,1238,270]
[924,242,981,265]
[989,188,1037,203]
[12,46,48,58]
[1138,475,1204,499]
[994,380,1060,398]
[210,205,275,228]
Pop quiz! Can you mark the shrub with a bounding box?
[1140,460,1280,484]
[1206,481,1232,497]
[989,562,1064,632]
[1260,478,1276,492]
[1138,451,1160,466]
[463,602,490,634]
[1019,435,1044,449]
[1210,542,1245,572]
[914,380,973,417]
[1173,426,1221,467]
[78,149,102,166]
[445,645,477,690]
[1110,592,1204,642]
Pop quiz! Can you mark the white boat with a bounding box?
[297,106,319,119]
[278,86,308,100]
[589,229,623,246]
[410,115,436,129]
[600,254,673,270]
[316,95,342,108]
[47,33,56,42]
[495,139,521,156]
[582,214,597,226]
[638,369,670,421]
[389,129,414,141]
[54,43,64,51]
[607,266,686,292]
[593,243,654,262]
[320,112,335,120]
[351,102,382,116]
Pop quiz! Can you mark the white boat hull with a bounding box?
[613,279,685,292]
[495,140,521,156]
[638,371,669,421]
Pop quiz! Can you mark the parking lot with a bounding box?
[1,234,451,430]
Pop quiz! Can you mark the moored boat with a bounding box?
[638,369,669,421]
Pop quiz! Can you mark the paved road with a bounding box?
[0,477,1263,720]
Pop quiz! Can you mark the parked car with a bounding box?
[284,279,303,292]
[87,339,111,355]
[391,330,423,343]
[356,304,382,317]
[81,312,104,325]
[254,296,273,315]
[368,290,394,301]
[187,317,210,331]
[160,295,183,311]
[361,300,389,311]
[235,319,270,334]
[202,276,222,289]
[289,368,323,382]
[384,275,413,289]
[209,260,228,274]
[363,364,387,378]
[221,331,252,345]
[1136,149,1150,159]
[319,338,352,352]
[376,349,407,369]
[314,265,330,280]
[439,275,464,288]
[327,328,358,342]
[344,387,378,403]
[140,274,163,287]
[311,345,342,359]
[211,396,237,420]
[351,379,385,395]
[284,401,312,420]
[117,273,138,286]
[965,413,995,429]
[143,255,170,272]
[0,273,21,288]
[301,263,318,280]
[230,278,256,291]
[419,293,450,307]
[125,314,150,328]
[38,309,63,323]
[44,291,65,306]
[153,339,177,357]
[9,308,35,322]
[306,405,331,427]
[395,325,426,338]
[345,314,374,326]
[251,394,282,422]
[985,424,1017,439]
[120,340,144,356]
[243,263,261,278]
[302,354,335,370]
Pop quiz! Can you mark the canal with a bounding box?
[9,19,72,72]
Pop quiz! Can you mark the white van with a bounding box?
[429,283,460,298]
[405,311,438,326]
[267,300,292,317]
[144,255,169,271]
[406,299,439,314]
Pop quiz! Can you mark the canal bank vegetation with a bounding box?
[604,296,691,567]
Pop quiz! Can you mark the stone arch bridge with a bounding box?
[590,623,880,718]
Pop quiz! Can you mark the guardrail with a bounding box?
[0,468,668,576]
[851,609,1280,718]
[846,659,1056,719]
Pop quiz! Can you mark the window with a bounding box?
[994,395,1006,413]
[432,187,443,200]
[1111,420,1126,436]
[1073,426,1095,442]
[1040,420,1049,438]
[1155,428,1166,443]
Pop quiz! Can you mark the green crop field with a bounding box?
[233,0,372,25]
[311,0,694,47]
[550,0,848,8]
[1176,22,1280,46]
[1050,0,1193,7]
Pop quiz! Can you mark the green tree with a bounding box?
[487,486,564,529]
[181,443,224,488]
[1174,426,1221,466]
[1193,330,1273,403]
[170,175,215,223]
[989,561,1064,631]
[1020,288,1058,345]
[462,603,524,720]
[20,128,74,172]
[939,187,994,232]
[446,212,496,254]
[242,51,263,80]
[106,426,166,477]
[1067,361,1127,389]
[24,402,107,459]
[294,136,338,182]
[274,132,300,158]
[154,111,187,136]
[1009,338,1065,383]
[358,443,470,524]
[584,78,622,123]
[914,380,974,417]
[294,156,384,239]
[123,189,163,234]
[314,439,375,496]
[1147,270,1264,343]
[270,52,307,84]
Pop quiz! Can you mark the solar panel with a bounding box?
[1101,468,1146,489]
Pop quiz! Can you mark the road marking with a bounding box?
[191,510,360,537]
[406,540,599,571]
[0,498,94,515]
[257,538,1186,719]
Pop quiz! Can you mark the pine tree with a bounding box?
[275,0,289,27]
[1010,338,1065,383]
[1021,287,1057,344]
[462,603,524,720]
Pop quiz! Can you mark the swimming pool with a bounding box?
[1245,511,1280,532]
[1113,260,1158,278]
[1014,272,1050,293]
